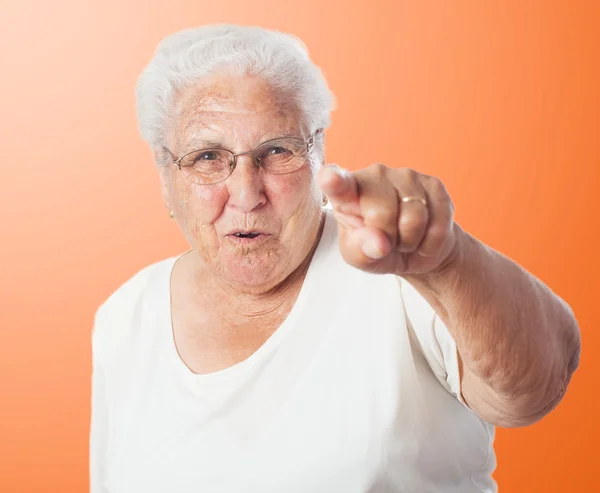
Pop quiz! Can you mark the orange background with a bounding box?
[1,1,598,491]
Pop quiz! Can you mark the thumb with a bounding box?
[338,225,393,271]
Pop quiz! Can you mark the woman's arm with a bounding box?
[403,223,581,427]
[318,163,581,427]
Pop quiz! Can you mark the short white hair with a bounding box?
[135,24,336,161]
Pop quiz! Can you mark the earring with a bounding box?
[168,209,175,219]
[322,195,328,206]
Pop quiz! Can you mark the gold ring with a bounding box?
[400,195,428,207]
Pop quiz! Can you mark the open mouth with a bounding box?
[230,231,266,240]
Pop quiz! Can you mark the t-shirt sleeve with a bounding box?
[397,275,469,408]
[90,309,110,493]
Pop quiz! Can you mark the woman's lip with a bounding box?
[226,232,271,237]
[227,232,270,237]
[226,233,271,243]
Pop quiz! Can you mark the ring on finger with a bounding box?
[400,195,428,207]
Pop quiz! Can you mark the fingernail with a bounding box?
[362,238,385,259]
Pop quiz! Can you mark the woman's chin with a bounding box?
[220,251,283,292]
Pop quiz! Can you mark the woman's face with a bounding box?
[159,74,323,293]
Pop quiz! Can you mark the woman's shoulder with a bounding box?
[92,254,179,358]
[97,256,177,314]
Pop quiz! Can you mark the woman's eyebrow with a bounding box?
[200,140,226,148]
[184,138,227,150]
[182,133,299,153]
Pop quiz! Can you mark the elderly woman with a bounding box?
[90,24,580,493]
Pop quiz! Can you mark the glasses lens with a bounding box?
[256,138,307,174]
[180,149,233,185]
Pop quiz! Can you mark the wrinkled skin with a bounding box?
[158,73,324,296]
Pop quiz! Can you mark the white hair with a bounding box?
[135,24,336,165]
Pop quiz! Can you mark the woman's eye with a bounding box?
[197,151,219,161]
[267,146,288,155]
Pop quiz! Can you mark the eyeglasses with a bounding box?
[166,129,322,185]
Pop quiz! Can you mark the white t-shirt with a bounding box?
[90,210,497,493]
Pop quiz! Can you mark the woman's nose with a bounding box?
[226,154,267,212]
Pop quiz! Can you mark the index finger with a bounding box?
[317,164,361,216]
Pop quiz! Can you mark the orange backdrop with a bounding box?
[1,1,598,491]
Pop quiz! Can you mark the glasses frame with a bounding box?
[165,128,323,185]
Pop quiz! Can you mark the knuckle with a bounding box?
[397,167,418,180]
[431,176,448,194]
[438,197,455,219]
[368,162,388,177]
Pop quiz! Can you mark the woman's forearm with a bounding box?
[402,222,581,421]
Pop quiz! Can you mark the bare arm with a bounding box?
[403,223,581,427]
[318,163,581,427]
